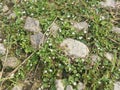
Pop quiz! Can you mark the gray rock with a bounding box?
[66,85,73,90]
[90,54,100,62]
[24,17,41,32]
[72,21,89,32]
[0,43,6,55]
[112,27,120,33]
[2,5,9,12]
[8,12,16,19]
[104,52,113,61]
[30,32,44,49]
[1,57,20,68]
[55,79,64,90]
[12,83,23,90]
[49,22,60,37]
[60,38,89,58]
[77,82,85,90]
[100,0,116,8]
[114,82,120,90]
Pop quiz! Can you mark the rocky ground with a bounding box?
[0,0,120,90]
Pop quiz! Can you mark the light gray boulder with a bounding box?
[60,38,89,58]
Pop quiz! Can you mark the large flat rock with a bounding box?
[60,38,89,58]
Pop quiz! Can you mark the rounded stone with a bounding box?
[60,38,89,58]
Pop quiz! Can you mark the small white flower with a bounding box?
[47,29,50,32]
[87,37,90,40]
[60,18,63,21]
[42,7,45,10]
[59,64,61,66]
[67,15,70,18]
[46,40,49,43]
[52,57,55,59]
[72,32,75,35]
[69,67,71,71]
[73,82,77,85]
[49,43,52,46]
[98,81,101,84]
[22,11,26,14]
[50,49,53,52]
[59,29,62,32]
[10,73,14,78]
[76,74,79,76]
[44,70,47,73]
[30,6,33,9]
[98,47,100,50]
[84,30,87,33]
[81,59,85,62]
[3,39,6,42]
[44,61,47,64]
[119,69,120,71]
[31,13,34,16]
[20,17,23,20]
[30,63,32,66]
[49,69,52,72]
[82,10,85,12]
[45,33,49,36]
[79,36,83,40]
[100,16,105,20]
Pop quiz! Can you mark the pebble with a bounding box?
[0,43,6,55]
[114,82,120,90]
[30,32,44,49]
[2,5,9,12]
[77,82,85,90]
[8,12,16,19]
[104,52,113,61]
[12,83,23,90]
[100,0,116,8]
[24,17,41,32]
[66,85,73,90]
[1,56,20,68]
[55,79,64,90]
[90,54,100,62]
[111,27,120,34]
[72,21,89,32]
[49,22,60,37]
